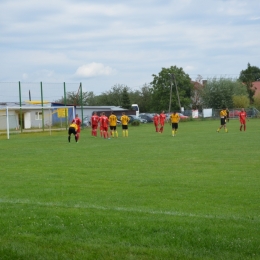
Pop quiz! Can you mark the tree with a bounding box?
[232,95,250,108]
[96,84,130,106]
[253,92,260,110]
[55,91,95,105]
[128,84,153,113]
[239,63,260,103]
[121,87,131,109]
[151,66,192,113]
[201,78,248,109]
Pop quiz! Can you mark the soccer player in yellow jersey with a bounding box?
[109,112,118,137]
[68,122,78,142]
[120,112,130,137]
[217,107,228,133]
[170,111,180,137]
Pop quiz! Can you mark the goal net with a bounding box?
[0,106,75,139]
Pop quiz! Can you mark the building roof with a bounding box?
[252,81,260,96]
[76,106,127,111]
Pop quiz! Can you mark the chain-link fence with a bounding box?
[0,82,82,104]
[182,108,260,119]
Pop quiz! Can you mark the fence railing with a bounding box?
[0,81,82,104]
[181,108,260,118]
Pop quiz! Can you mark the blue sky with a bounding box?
[1,0,260,98]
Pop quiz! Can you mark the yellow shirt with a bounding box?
[121,115,130,125]
[109,114,117,126]
[70,123,78,130]
[220,110,227,118]
[170,113,180,123]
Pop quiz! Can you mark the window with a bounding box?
[35,112,42,120]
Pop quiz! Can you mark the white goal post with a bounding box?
[1,106,75,139]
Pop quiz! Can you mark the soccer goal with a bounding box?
[0,106,75,139]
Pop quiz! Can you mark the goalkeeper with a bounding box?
[68,122,78,142]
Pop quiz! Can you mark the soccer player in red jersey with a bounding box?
[72,114,82,141]
[98,112,103,137]
[159,110,166,133]
[239,108,247,131]
[91,112,99,137]
[153,114,159,132]
[100,112,110,139]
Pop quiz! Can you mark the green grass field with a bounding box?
[0,119,259,260]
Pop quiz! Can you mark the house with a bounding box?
[75,106,128,122]
[252,81,260,97]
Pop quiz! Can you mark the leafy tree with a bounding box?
[232,95,250,108]
[121,87,131,109]
[86,91,98,106]
[239,63,260,103]
[55,91,95,105]
[201,78,248,109]
[96,84,130,106]
[128,84,153,113]
[253,92,260,110]
[151,66,192,112]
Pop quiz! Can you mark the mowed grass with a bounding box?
[0,119,259,260]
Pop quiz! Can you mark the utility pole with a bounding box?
[169,73,181,111]
[168,79,173,114]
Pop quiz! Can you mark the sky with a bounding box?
[1,0,260,100]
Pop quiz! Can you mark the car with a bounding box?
[165,112,189,121]
[128,115,146,123]
[117,115,145,124]
[178,113,189,120]
[137,116,147,123]
[82,116,91,127]
[229,110,240,117]
[139,114,153,123]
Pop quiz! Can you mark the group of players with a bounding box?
[68,110,181,142]
[90,112,130,139]
[68,112,131,142]
[152,110,180,137]
[67,107,249,142]
[217,107,248,133]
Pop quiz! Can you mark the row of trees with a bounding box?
[56,63,260,112]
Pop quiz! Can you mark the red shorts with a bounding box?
[103,126,108,131]
[240,120,246,125]
[92,124,98,130]
[77,127,81,133]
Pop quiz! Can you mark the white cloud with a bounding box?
[75,63,116,78]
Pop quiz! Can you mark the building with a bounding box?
[252,81,260,97]
[75,106,128,120]
[0,102,74,130]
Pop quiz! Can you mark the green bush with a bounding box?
[131,120,140,126]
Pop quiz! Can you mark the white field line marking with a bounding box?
[0,198,259,223]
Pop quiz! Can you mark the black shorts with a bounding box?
[68,127,77,135]
[172,123,178,129]
[220,118,226,125]
[122,125,128,130]
[110,126,116,131]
